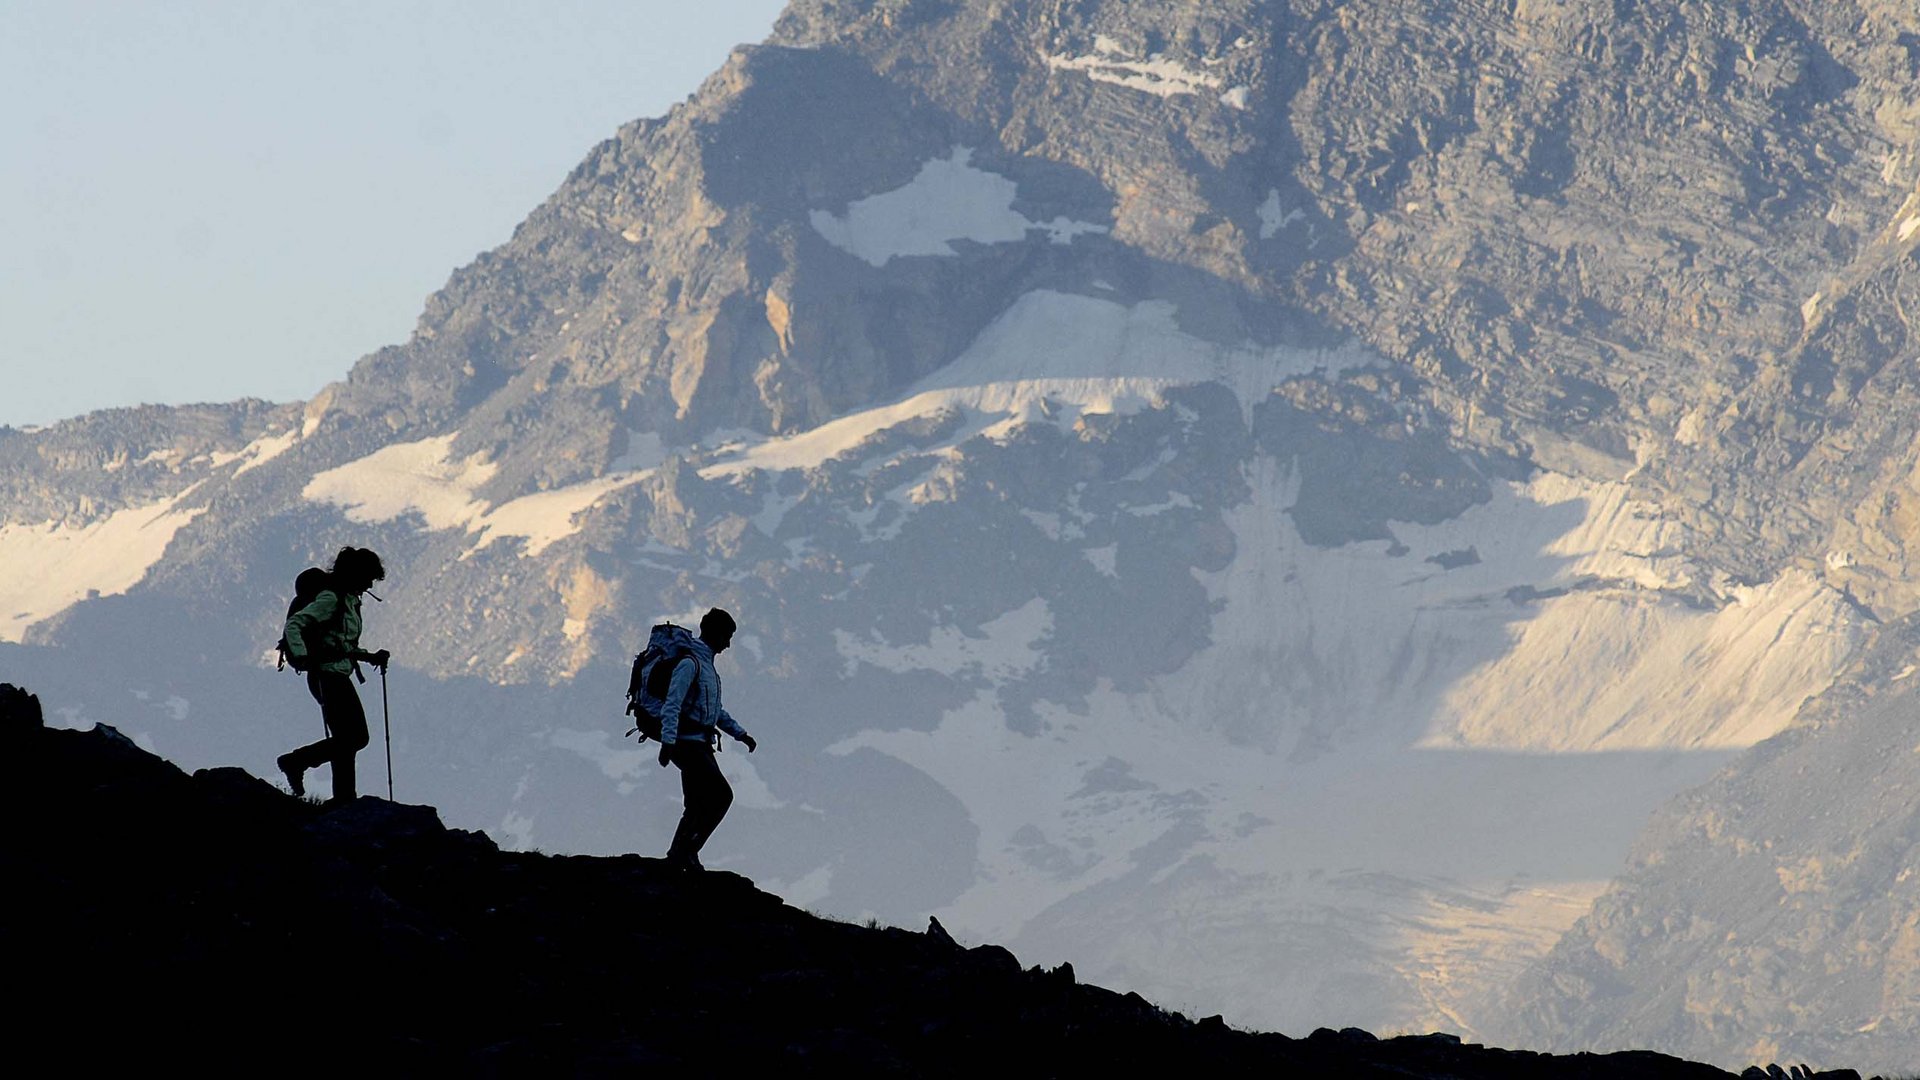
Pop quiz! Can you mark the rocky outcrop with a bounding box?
[0,682,40,735]
[0,398,297,523]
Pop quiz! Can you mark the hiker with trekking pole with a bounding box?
[274,546,393,806]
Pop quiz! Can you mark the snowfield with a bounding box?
[813,431,1856,1035]
[0,494,206,642]
[810,147,1107,267]
[705,289,1377,480]
[302,433,652,557]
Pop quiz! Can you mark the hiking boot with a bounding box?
[276,754,305,798]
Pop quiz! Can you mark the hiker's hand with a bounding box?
[739,734,757,753]
[658,743,673,768]
[367,649,391,670]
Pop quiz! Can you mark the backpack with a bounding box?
[624,623,699,743]
[275,567,342,672]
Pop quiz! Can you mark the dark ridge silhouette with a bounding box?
[0,685,1871,1078]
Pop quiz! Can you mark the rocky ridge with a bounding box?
[0,683,1858,1078]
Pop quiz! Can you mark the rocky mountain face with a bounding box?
[6,0,1920,1070]
[1489,613,1920,1069]
[0,692,1831,1078]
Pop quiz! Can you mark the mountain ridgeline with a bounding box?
[4,0,1920,1070]
[0,686,1860,1078]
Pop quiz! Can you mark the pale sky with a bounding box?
[0,1,790,429]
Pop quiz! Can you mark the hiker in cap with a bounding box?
[658,607,757,870]
[276,546,390,804]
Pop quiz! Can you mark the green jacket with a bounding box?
[283,589,363,675]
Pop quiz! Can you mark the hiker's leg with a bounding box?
[681,743,732,856]
[667,743,731,859]
[667,743,702,859]
[283,674,339,771]
[314,673,368,801]
[282,735,331,771]
[667,812,699,861]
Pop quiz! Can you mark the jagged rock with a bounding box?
[960,942,1022,977]
[925,914,960,951]
[0,682,41,736]
[303,797,455,846]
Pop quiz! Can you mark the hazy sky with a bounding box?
[0,1,789,429]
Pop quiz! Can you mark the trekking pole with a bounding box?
[381,665,394,801]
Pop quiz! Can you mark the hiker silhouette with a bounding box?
[658,607,757,871]
[276,547,390,804]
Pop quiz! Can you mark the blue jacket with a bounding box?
[659,638,749,747]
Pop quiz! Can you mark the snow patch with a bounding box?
[835,598,1051,682]
[1802,292,1823,323]
[750,488,803,538]
[914,291,1369,417]
[810,147,1106,267]
[1218,86,1251,110]
[1046,38,1225,100]
[1900,214,1920,242]
[1082,544,1118,576]
[551,727,785,811]
[1023,510,1063,540]
[303,433,652,557]
[1182,462,1860,751]
[231,429,300,477]
[610,430,666,473]
[703,290,1374,481]
[0,494,206,641]
[304,435,495,529]
[1258,189,1305,239]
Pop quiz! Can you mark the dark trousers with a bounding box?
[667,742,733,861]
[285,672,369,800]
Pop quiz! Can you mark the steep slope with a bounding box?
[5,0,1920,1055]
[1491,614,1920,1073]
